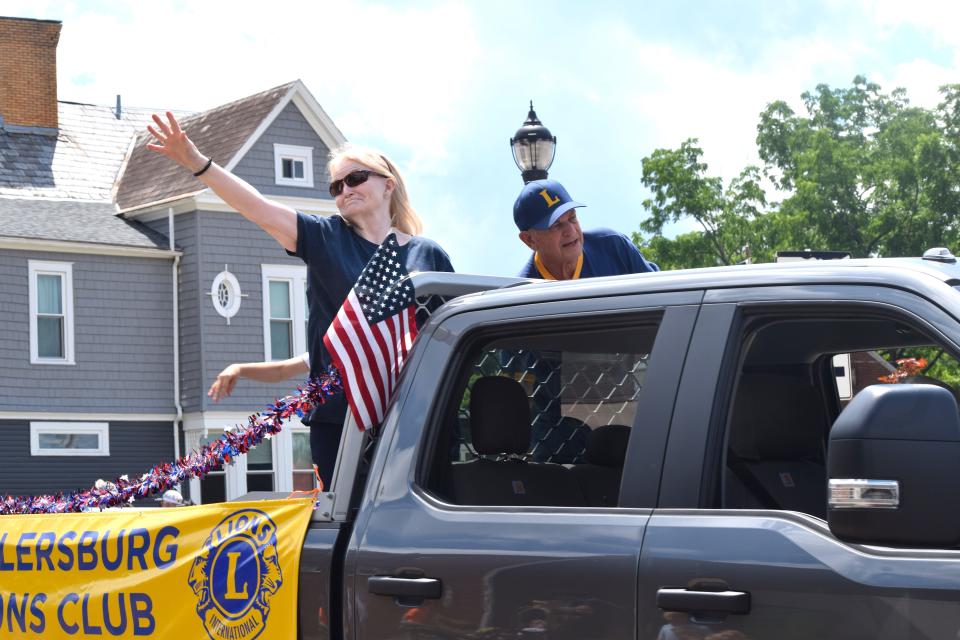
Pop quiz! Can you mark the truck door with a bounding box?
[348,291,702,640]
[639,285,960,640]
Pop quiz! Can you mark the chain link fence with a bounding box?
[416,294,647,463]
[465,349,647,463]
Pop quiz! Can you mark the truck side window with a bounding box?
[423,321,661,508]
[720,312,960,518]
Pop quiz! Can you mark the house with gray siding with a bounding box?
[0,16,345,504]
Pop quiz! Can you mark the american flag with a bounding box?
[323,234,418,430]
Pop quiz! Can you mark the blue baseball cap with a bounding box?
[513,179,586,231]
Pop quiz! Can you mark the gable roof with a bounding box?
[116,80,345,212]
[0,198,171,250]
[0,80,345,250]
[0,102,176,202]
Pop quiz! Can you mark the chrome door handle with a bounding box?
[656,588,750,614]
[368,576,442,606]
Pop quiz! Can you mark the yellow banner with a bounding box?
[0,498,313,639]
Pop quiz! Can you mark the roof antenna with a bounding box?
[115,94,121,120]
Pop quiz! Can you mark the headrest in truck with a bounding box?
[584,424,631,467]
[469,376,531,455]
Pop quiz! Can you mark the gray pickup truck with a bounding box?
[297,251,960,640]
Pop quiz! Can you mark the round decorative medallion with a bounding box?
[211,270,242,319]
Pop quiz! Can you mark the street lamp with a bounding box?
[510,101,556,183]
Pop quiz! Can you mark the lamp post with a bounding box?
[510,101,556,183]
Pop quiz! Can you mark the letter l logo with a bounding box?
[224,552,250,599]
[539,189,560,207]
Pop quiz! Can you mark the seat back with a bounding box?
[531,415,591,463]
[450,376,585,506]
[570,425,630,507]
[727,373,829,518]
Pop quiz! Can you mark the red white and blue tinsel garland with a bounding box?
[0,370,342,515]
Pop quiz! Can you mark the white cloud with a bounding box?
[861,0,960,49]
[878,59,958,109]
[851,0,960,89]
[583,22,873,183]
[307,2,483,176]
[8,0,481,177]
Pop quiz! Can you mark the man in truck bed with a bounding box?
[513,178,659,280]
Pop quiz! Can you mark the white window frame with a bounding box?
[210,269,243,320]
[30,422,109,456]
[274,143,314,188]
[244,435,279,492]
[28,260,75,365]
[261,265,308,362]
[285,425,318,493]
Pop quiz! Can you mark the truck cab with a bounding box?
[301,255,960,640]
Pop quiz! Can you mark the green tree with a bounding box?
[757,76,960,257]
[634,139,767,269]
[635,77,960,268]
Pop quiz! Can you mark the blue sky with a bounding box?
[5,0,960,275]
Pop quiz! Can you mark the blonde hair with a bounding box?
[327,144,423,236]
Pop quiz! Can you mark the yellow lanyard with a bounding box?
[534,252,583,280]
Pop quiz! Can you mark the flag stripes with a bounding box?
[322,234,418,430]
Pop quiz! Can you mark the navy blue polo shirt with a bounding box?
[292,213,454,423]
[519,228,659,279]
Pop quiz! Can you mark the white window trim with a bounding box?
[262,264,308,362]
[30,422,109,456]
[210,269,243,320]
[28,260,75,365]
[280,425,315,493]
[274,143,314,188]
[274,427,295,493]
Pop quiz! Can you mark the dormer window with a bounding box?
[274,143,314,187]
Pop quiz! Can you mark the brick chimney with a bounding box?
[0,16,62,130]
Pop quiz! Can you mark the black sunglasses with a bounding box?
[328,169,387,197]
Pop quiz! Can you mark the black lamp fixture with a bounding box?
[510,101,556,183]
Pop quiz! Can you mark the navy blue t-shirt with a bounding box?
[293,213,454,423]
[519,228,659,279]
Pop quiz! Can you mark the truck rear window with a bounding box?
[423,319,661,508]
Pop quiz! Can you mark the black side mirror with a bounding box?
[828,384,960,546]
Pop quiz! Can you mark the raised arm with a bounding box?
[147,112,298,252]
[207,355,311,402]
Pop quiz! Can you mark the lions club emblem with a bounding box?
[188,509,283,640]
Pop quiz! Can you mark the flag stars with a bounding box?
[346,233,418,323]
